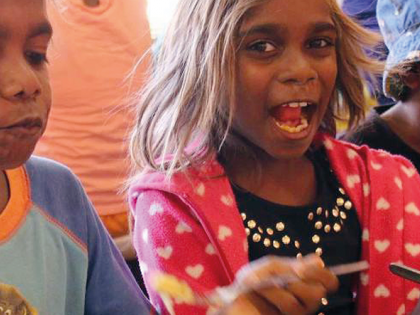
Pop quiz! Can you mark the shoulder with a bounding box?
[325,136,417,180]
[341,107,397,150]
[329,136,400,161]
[26,156,86,198]
[341,112,384,145]
[26,156,80,181]
[25,156,93,238]
[129,159,230,214]
[129,159,226,198]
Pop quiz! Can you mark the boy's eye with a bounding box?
[248,40,276,53]
[308,38,334,49]
[25,51,48,66]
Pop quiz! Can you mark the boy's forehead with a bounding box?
[0,0,51,40]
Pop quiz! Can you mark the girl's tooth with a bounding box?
[299,102,308,107]
[289,102,299,108]
[276,118,309,133]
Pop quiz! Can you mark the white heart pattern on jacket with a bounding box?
[186,264,204,279]
[371,161,383,170]
[408,288,420,301]
[363,183,370,197]
[220,195,234,207]
[401,165,416,178]
[347,149,357,159]
[374,284,390,298]
[405,202,420,216]
[176,222,193,234]
[405,243,420,257]
[362,229,369,242]
[218,226,232,241]
[195,183,206,197]
[360,273,369,286]
[394,177,403,190]
[149,203,164,216]
[157,246,173,260]
[347,175,360,188]
[376,197,390,210]
[397,219,404,231]
[205,244,216,255]
[397,304,405,315]
[374,239,390,253]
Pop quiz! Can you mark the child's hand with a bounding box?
[221,254,338,315]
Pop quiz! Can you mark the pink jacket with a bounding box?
[129,135,420,315]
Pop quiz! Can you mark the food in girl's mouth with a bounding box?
[271,102,313,133]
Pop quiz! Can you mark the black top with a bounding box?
[342,105,420,172]
[231,149,362,315]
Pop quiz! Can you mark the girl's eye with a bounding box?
[248,41,276,53]
[25,51,48,66]
[308,38,334,49]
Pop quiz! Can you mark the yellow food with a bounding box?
[151,272,195,304]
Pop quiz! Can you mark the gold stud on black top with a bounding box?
[248,220,256,229]
[242,185,352,257]
[276,222,285,231]
[344,200,352,210]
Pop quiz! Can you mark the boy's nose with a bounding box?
[0,61,42,101]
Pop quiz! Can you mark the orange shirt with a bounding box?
[36,0,151,220]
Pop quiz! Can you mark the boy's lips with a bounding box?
[0,117,43,136]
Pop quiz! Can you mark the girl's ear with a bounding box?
[83,0,100,7]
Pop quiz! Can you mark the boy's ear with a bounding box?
[83,0,100,7]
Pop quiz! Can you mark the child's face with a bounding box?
[0,0,52,170]
[234,0,337,161]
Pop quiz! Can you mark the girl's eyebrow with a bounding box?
[310,22,337,34]
[237,23,286,38]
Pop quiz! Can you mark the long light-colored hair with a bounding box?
[129,0,383,178]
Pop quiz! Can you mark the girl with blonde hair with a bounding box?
[129,0,420,314]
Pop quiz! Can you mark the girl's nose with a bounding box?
[277,50,318,85]
[0,59,42,101]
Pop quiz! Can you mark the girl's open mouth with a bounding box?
[270,101,316,134]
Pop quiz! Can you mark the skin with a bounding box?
[227,0,338,206]
[222,255,338,315]
[381,64,420,154]
[0,0,52,213]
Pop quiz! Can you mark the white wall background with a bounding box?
[147,0,344,39]
[147,0,179,39]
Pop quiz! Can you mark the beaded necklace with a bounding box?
[241,186,353,259]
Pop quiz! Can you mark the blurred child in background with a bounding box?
[343,0,420,171]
